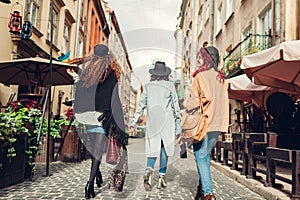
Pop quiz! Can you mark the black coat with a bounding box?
[74,70,126,146]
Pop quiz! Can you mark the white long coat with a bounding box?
[131,80,181,157]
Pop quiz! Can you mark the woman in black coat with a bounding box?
[67,44,127,199]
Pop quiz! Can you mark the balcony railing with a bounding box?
[222,34,272,78]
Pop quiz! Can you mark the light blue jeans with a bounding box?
[146,141,168,175]
[193,131,220,196]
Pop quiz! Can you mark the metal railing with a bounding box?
[222,34,272,78]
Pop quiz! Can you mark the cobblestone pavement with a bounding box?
[0,138,266,200]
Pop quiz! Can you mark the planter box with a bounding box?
[60,125,80,162]
[35,135,53,162]
[0,135,26,189]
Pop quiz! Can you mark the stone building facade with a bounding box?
[177,0,300,133]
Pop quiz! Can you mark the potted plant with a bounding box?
[0,107,29,188]
[1,99,63,182]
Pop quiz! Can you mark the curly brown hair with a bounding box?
[79,53,121,88]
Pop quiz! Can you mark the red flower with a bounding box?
[64,107,74,121]
[9,99,40,111]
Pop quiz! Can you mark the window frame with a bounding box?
[26,0,40,28]
[225,0,233,21]
[216,3,223,35]
[258,7,272,35]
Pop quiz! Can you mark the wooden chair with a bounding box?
[265,147,300,199]
[231,132,245,173]
[245,132,276,178]
[0,93,16,110]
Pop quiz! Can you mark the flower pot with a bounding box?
[0,134,26,189]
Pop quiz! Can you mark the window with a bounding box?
[205,0,210,21]
[47,8,58,44]
[241,26,252,53]
[216,3,222,34]
[61,24,70,53]
[226,0,233,21]
[26,0,40,28]
[242,26,252,40]
[258,7,272,35]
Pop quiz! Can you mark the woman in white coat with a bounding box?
[129,61,181,191]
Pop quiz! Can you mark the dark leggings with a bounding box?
[86,132,107,183]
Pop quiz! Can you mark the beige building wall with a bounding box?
[0,0,79,118]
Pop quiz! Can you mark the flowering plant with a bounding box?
[64,107,74,121]
[0,99,62,176]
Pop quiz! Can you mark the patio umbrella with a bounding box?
[0,57,78,87]
[226,74,274,108]
[240,40,300,93]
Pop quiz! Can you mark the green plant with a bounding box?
[0,108,29,159]
[0,100,64,176]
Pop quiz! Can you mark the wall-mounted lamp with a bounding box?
[8,2,23,34]
[21,20,32,39]
[0,0,11,4]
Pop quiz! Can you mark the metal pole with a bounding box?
[74,0,82,58]
[46,0,54,177]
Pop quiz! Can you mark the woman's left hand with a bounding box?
[66,68,75,76]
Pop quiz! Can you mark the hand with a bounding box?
[66,68,75,76]
[128,125,135,133]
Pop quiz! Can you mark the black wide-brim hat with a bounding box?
[149,61,171,76]
[94,44,109,57]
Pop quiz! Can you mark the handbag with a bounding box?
[180,86,208,142]
[106,138,120,165]
[108,146,128,192]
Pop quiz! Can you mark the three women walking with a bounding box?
[68,44,228,200]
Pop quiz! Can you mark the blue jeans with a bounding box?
[193,131,220,196]
[146,141,168,175]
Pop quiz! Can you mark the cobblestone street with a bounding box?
[0,138,266,200]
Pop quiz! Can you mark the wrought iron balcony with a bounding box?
[222,34,272,78]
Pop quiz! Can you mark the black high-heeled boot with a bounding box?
[85,181,95,199]
[96,170,103,187]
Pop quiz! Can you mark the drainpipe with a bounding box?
[191,0,200,72]
[74,0,82,58]
[271,0,275,46]
[271,0,281,46]
[209,0,215,45]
